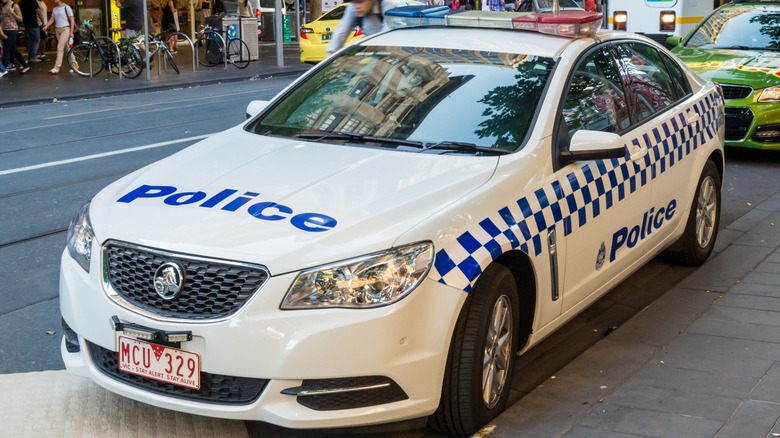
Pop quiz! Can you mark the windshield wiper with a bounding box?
[295,131,425,147]
[419,141,510,156]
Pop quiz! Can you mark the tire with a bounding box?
[196,32,222,67]
[227,39,250,69]
[164,48,180,74]
[95,36,119,74]
[429,264,520,437]
[118,44,143,79]
[665,159,721,265]
[68,43,104,77]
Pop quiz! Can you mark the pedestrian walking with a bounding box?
[116,0,143,37]
[42,0,76,74]
[19,0,45,62]
[160,0,177,52]
[1,0,31,73]
[326,0,398,56]
[36,0,48,60]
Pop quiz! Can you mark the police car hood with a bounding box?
[91,130,498,275]
[674,47,780,89]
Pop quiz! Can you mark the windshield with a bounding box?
[248,45,556,154]
[684,6,780,50]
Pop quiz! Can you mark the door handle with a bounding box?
[630,147,647,162]
[687,112,700,126]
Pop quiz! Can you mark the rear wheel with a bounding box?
[164,48,180,74]
[227,39,250,69]
[196,32,223,67]
[118,44,143,79]
[429,264,519,437]
[665,159,721,265]
[68,43,104,77]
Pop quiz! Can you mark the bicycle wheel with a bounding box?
[163,48,180,74]
[95,36,120,73]
[119,44,144,79]
[227,38,250,69]
[196,32,223,67]
[68,43,104,77]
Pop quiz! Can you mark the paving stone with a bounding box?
[713,228,744,253]
[688,312,780,345]
[606,288,717,347]
[768,252,780,264]
[601,381,742,421]
[578,402,723,438]
[728,281,780,298]
[0,371,249,438]
[749,362,780,404]
[678,244,774,292]
[655,332,780,378]
[734,211,780,247]
[628,364,759,399]
[714,400,780,438]
[756,261,780,274]
[565,425,645,438]
[725,208,773,232]
[741,271,780,286]
[715,293,780,313]
[754,190,780,212]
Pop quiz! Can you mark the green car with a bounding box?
[669,0,780,150]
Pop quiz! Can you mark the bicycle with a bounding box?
[130,32,182,74]
[195,24,250,69]
[68,20,144,79]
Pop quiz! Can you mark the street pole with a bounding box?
[143,0,150,81]
[275,0,284,66]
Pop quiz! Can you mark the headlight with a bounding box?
[758,86,780,102]
[282,241,434,309]
[66,202,94,272]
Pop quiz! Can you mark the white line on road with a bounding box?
[0,134,212,176]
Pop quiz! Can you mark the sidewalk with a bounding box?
[0,41,311,108]
[488,189,780,437]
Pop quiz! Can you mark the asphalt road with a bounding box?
[1,80,779,437]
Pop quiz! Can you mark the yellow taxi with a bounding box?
[299,0,423,63]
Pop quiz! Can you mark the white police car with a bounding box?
[60,7,724,436]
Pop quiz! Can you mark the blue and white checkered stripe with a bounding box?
[431,92,722,293]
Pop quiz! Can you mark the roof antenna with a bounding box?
[553,0,559,15]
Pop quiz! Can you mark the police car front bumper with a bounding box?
[59,249,465,428]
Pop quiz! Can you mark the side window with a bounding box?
[562,47,630,139]
[661,52,692,100]
[614,43,677,123]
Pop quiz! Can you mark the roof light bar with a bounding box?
[385,6,603,38]
[513,11,603,37]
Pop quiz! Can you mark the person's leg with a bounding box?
[2,35,10,67]
[25,27,41,62]
[53,27,68,71]
[38,28,48,58]
[7,31,29,69]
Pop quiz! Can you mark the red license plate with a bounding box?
[117,336,201,390]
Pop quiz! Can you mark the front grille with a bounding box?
[104,241,269,320]
[294,376,408,411]
[88,341,268,404]
[724,107,754,141]
[718,83,753,100]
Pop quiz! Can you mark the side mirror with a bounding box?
[561,130,625,164]
[246,100,270,119]
[665,36,681,48]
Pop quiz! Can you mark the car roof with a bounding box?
[361,27,662,59]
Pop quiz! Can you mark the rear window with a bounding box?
[248,45,556,153]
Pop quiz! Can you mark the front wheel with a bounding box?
[118,44,144,79]
[665,159,721,265]
[68,43,104,77]
[164,48,180,74]
[227,39,250,69]
[196,32,223,67]
[429,264,520,437]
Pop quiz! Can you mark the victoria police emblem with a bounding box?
[154,262,185,300]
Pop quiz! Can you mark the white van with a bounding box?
[603,0,720,45]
